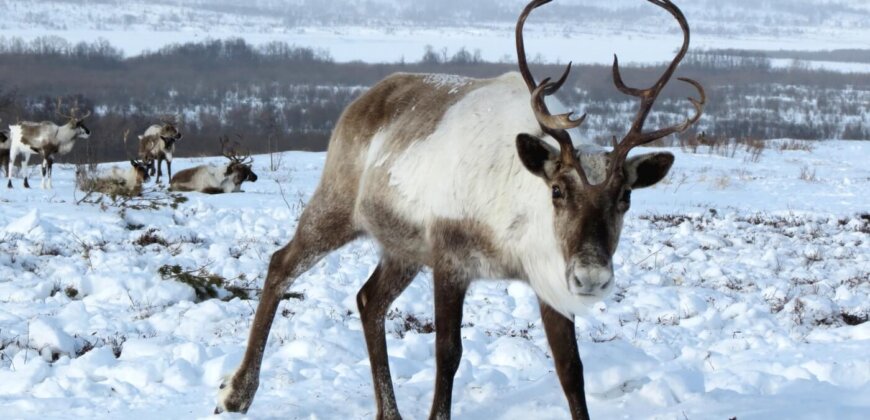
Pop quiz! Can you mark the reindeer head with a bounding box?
[130,159,151,183]
[515,0,704,299]
[56,98,92,140]
[221,137,258,185]
[158,115,182,148]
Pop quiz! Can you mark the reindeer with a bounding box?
[7,100,92,189]
[138,116,182,183]
[88,130,151,195]
[0,125,9,178]
[169,137,258,194]
[215,0,705,418]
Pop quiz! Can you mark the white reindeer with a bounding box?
[216,0,704,418]
[86,130,151,195]
[169,138,257,194]
[85,160,151,196]
[7,101,91,189]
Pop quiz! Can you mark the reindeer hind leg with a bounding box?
[357,255,420,420]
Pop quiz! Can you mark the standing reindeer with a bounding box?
[138,116,182,183]
[7,100,92,189]
[216,0,704,418]
[169,137,257,194]
[0,124,9,178]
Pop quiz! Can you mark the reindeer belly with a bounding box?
[356,186,431,263]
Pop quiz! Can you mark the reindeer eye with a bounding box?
[552,185,563,199]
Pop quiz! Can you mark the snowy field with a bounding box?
[0,140,868,419]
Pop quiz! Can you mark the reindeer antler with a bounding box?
[606,0,705,183]
[160,113,178,126]
[516,0,590,185]
[55,97,92,121]
[220,135,253,165]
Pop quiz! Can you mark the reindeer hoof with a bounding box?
[215,373,255,415]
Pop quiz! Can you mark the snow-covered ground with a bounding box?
[0,140,868,419]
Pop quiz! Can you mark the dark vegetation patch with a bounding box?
[158,264,251,302]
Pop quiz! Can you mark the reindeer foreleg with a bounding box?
[540,302,590,420]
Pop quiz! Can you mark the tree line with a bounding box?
[0,36,867,164]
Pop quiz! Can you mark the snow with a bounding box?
[1,0,869,66]
[0,141,868,419]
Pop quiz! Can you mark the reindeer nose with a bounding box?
[568,266,613,296]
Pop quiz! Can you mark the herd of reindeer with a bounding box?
[0,101,258,195]
[3,1,709,419]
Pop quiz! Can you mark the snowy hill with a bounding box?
[0,140,867,418]
[0,0,868,63]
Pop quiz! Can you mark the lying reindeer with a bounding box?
[169,138,257,194]
[80,160,151,197]
[77,130,150,196]
[138,116,182,183]
[7,100,92,189]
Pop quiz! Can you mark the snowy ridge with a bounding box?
[1,0,869,63]
[0,141,868,418]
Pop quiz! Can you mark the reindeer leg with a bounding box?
[540,302,590,420]
[357,256,420,420]
[40,158,47,189]
[5,155,10,188]
[428,269,469,420]
[21,155,30,189]
[156,157,164,184]
[166,159,172,182]
[216,192,359,414]
[46,157,53,189]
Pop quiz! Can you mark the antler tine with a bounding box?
[609,0,704,178]
[234,134,253,164]
[516,0,552,93]
[122,128,132,160]
[55,97,72,120]
[531,78,587,131]
[220,136,233,159]
[517,0,590,185]
[637,77,706,142]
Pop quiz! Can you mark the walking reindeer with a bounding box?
[7,100,92,189]
[138,116,182,183]
[216,0,704,418]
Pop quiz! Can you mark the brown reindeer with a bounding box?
[138,115,182,183]
[0,125,9,178]
[216,0,704,418]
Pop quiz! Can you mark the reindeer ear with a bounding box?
[625,152,674,189]
[130,159,137,166]
[516,133,559,180]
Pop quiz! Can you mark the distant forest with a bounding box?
[0,37,867,164]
